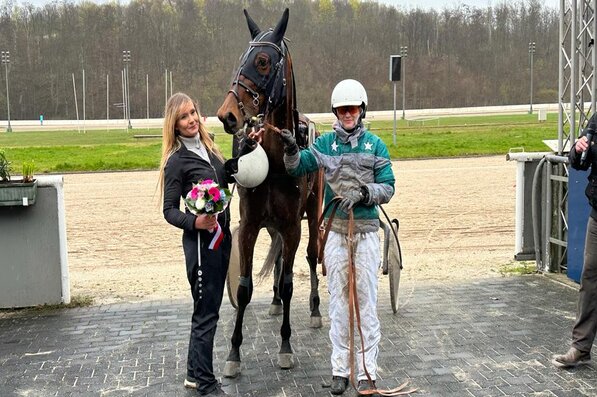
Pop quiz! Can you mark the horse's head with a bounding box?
[217,8,290,136]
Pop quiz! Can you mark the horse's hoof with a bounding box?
[269,304,283,316]
[309,316,322,328]
[223,361,241,378]
[278,353,294,369]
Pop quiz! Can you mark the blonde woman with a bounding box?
[159,93,232,396]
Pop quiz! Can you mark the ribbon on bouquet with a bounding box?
[196,220,224,270]
[208,222,224,250]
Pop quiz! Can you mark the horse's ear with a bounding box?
[270,8,289,44]
[244,9,261,40]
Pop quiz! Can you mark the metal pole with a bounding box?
[1,51,11,132]
[126,63,131,129]
[169,71,173,97]
[393,81,396,145]
[165,69,168,106]
[82,69,86,133]
[72,73,80,134]
[529,42,536,114]
[123,50,132,129]
[401,46,408,120]
[146,73,149,120]
[121,69,126,123]
[123,67,128,124]
[106,74,109,122]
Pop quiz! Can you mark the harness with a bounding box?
[228,30,291,136]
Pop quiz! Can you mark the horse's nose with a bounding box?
[218,112,238,134]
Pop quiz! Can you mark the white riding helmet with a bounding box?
[330,79,368,118]
[232,142,269,188]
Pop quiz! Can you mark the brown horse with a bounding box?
[216,8,323,376]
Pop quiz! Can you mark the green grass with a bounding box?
[370,113,558,158]
[0,113,559,173]
[499,261,538,276]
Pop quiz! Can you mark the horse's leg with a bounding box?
[268,229,283,315]
[305,174,323,328]
[277,226,301,369]
[223,222,258,378]
[270,251,283,315]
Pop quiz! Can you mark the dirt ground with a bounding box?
[63,155,518,305]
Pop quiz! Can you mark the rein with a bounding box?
[317,198,416,396]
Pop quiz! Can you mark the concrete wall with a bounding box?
[0,176,69,308]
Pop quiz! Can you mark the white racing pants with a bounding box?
[325,230,381,381]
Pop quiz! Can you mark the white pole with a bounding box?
[393,82,396,145]
[106,74,109,122]
[82,69,86,133]
[402,59,406,120]
[121,69,126,127]
[126,62,131,129]
[72,73,80,133]
[146,73,149,120]
[164,69,168,106]
[124,66,129,125]
[169,71,173,97]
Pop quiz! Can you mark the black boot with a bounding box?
[356,380,379,397]
[330,376,349,395]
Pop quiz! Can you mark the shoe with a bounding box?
[202,383,231,396]
[552,347,591,368]
[330,375,349,395]
[183,376,197,389]
[356,380,379,397]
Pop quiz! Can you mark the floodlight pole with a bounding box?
[1,51,12,132]
[393,81,397,145]
[122,50,132,129]
[400,46,408,120]
[529,42,536,114]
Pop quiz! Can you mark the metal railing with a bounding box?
[532,154,570,273]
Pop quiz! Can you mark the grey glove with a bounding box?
[338,186,370,213]
[338,190,363,213]
[279,129,298,156]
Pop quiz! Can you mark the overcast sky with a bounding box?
[16,0,561,11]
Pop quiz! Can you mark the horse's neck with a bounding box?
[268,105,291,133]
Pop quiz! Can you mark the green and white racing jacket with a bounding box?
[284,127,395,234]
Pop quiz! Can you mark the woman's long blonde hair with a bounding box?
[157,92,224,200]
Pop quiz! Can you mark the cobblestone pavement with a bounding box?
[1,275,596,397]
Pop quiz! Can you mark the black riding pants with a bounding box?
[184,230,231,394]
[572,216,597,353]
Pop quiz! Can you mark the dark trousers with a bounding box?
[185,231,230,394]
[572,216,597,353]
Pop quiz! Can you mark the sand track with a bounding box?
[63,155,518,305]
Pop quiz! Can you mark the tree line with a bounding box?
[0,0,558,121]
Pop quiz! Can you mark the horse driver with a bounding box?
[276,79,396,396]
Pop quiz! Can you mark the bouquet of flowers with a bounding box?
[184,179,232,215]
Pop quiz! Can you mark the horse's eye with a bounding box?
[254,53,271,75]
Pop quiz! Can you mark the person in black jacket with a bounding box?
[553,115,597,368]
[158,93,232,396]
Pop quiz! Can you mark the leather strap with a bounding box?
[317,197,343,276]
[319,200,416,396]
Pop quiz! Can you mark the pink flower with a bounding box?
[202,179,214,185]
[190,186,199,200]
[208,186,221,201]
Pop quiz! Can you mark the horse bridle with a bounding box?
[228,30,289,136]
